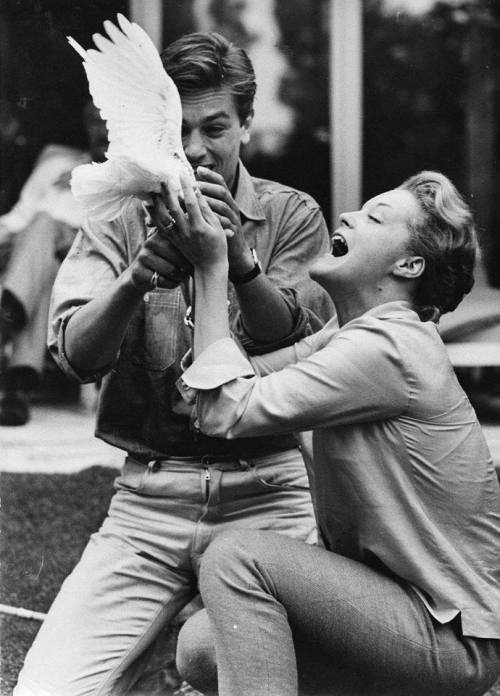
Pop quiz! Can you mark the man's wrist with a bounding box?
[229,248,261,286]
[227,245,255,277]
[120,266,151,298]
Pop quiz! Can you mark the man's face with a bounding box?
[180,88,252,190]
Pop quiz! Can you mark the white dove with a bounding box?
[68,13,195,221]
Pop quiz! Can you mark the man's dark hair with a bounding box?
[161,32,256,123]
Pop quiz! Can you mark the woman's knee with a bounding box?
[176,608,217,695]
[199,529,274,595]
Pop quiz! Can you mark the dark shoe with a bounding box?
[0,391,30,425]
[2,365,39,392]
[0,290,26,340]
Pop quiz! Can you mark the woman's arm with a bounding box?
[163,175,231,359]
[180,320,410,439]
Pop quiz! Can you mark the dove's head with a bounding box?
[161,32,256,190]
[309,171,476,324]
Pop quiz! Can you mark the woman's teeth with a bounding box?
[331,234,349,257]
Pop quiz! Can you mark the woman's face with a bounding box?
[310,188,422,294]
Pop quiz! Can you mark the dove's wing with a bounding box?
[68,14,187,168]
[71,158,163,221]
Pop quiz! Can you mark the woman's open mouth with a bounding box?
[331,233,349,257]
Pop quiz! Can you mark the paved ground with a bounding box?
[0,390,123,474]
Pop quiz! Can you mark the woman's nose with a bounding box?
[339,212,354,228]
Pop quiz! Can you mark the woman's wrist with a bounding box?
[194,259,229,283]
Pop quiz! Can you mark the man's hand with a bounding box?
[130,195,193,292]
[128,226,192,294]
[196,166,254,276]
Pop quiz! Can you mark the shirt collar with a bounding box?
[362,300,418,321]
[233,161,266,223]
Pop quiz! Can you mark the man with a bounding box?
[0,101,108,424]
[14,32,333,696]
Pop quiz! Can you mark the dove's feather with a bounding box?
[71,158,164,221]
[69,17,182,161]
[67,14,195,220]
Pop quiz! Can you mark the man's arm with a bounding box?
[197,167,332,349]
[50,209,192,378]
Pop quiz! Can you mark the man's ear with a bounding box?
[240,111,253,145]
[392,255,426,279]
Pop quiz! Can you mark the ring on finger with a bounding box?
[163,215,175,232]
[150,271,160,289]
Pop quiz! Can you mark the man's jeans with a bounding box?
[190,530,500,696]
[14,449,315,696]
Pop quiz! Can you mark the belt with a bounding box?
[127,449,297,472]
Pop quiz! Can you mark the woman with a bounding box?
[163,171,500,696]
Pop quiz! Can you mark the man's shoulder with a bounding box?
[249,174,321,211]
[85,197,147,248]
[108,197,147,231]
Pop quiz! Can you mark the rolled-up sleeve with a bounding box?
[48,212,133,382]
[234,195,334,354]
[179,320,410,439]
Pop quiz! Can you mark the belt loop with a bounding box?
[148,459,161,473]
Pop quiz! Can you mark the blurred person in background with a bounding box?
[0,101,107,425]
[0,100,33,235]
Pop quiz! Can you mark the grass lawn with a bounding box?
[0,467,190,696]
[1,467,499,696]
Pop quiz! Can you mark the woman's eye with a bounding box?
[368,215,381,223]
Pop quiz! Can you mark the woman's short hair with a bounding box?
[161,32,256,123]
[400,171,478,322]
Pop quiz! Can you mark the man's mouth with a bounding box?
[331,233,349,257]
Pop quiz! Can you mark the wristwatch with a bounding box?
[229,248,261,286]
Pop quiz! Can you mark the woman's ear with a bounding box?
[392,256,426,279]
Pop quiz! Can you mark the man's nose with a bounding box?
[184,131,207,163]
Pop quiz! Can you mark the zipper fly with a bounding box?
[204,467,211,500]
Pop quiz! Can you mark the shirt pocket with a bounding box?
[122,288,188,372]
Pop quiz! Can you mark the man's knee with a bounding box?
[176,608,217,694]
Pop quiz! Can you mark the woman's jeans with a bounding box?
[182,530,500,696]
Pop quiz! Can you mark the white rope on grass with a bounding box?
[0,603,46,621]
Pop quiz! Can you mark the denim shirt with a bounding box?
[49,163,334,459]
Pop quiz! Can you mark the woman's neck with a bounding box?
[333,284,411,327]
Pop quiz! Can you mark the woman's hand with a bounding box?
[159,174,229,270]
[196,166,254,276]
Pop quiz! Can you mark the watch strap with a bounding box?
[229,248,261,286]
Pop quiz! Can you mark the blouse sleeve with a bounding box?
[178,317,410,438]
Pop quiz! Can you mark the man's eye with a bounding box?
[206,125,225,136]
[368,215,381,223]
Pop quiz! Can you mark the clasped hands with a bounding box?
[131,167,240,293]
